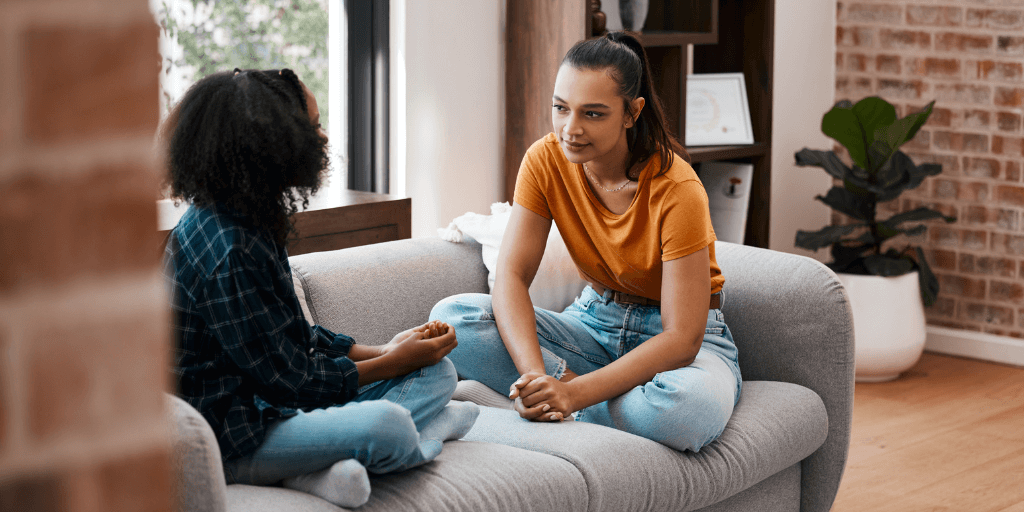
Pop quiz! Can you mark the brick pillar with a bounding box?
[836,1,1024,338]
[0,1,172,511]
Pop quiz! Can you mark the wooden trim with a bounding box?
[158,190,411,256]
[925,326,1024,368]
[289,190,411,255]
[504,0,586,202]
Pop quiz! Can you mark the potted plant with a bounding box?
[795,96,956,382]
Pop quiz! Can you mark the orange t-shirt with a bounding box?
[513,133,724,300]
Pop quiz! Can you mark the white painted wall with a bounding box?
[391,0,505,238]
[769,0,837,258]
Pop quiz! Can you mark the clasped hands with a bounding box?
[508,368,580,422]
[379,320,457,374]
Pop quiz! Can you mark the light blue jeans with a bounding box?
[223,357,458,484]
[430,286,742,452]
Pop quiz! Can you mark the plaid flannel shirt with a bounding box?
[164,203,360,461]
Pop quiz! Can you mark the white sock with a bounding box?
[416,401,480,460]
[281,459,371,508]
[420,401,480,443]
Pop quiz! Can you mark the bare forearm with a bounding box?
[354,354,396,386]
[492,278,546,375]
[347,344,384,362]
[568,330,701,410]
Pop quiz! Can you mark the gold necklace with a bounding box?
[583,162,632,193]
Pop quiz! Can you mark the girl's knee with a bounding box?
[359,401,419,448]
[430,293,493,324]
[419,357,458,400]
[636,379,734,452]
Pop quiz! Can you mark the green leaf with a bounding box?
[884,207,955,227]
[796,224,863,251]
[875,101,934,159]
[795,149,881,198]
[816,186,873,221]
[874,146,908,189]
[906,160,943,191]
[822,107,867,169]
[915,247,940,307]
[864,254,914,276]
[830,242,870,272]
[853,230,876,244]
[795,148,851,181]
[901,224,928,237]
[872,222,900,243]
[822,97,897,172]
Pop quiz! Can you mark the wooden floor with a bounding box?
[831,352,1024,512]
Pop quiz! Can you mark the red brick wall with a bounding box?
[836,1,1024,338]
[0,0,172,510]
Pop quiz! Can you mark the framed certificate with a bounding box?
[685,73,755,146]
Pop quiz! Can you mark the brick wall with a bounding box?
[836,1,1024,338]
[0,0,172,510]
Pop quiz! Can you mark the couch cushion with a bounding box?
[225,440,588,512]
[696,462,800,512]
[464,380,827,512]
[290,238,488,346]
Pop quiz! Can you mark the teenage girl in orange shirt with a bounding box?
[431,31,741,452]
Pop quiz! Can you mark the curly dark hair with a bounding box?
[163,68,329,245]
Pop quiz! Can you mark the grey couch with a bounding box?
[169,238,854,512]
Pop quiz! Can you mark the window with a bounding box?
[152,0,353,206]
[345,0,389,193]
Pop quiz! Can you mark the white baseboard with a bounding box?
[926,326,1024,367]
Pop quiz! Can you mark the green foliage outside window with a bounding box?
[154,0,329,126]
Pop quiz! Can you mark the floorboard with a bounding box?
[831,352,1024,512]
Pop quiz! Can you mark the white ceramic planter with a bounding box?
[837,271,927,382]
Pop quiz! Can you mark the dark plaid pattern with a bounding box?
[164,204,360,461]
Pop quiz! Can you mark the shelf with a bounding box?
[686,143,769,163]
[637,31,717,47]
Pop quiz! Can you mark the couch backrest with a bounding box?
[290,237,489,346]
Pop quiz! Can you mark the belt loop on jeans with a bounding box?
[591,284,721,310]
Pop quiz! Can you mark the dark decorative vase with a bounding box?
[618,0,650,32]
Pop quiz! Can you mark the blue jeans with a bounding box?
[430,286,742,452]
[223,357,458,484]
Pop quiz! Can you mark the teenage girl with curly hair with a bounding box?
[163,68,477,508]
[432,32,741,452]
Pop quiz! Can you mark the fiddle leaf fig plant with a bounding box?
[795,96,956,306]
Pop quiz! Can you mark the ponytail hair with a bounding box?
[561,31,686,179]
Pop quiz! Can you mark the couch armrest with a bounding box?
[289,237,489,346]
[168,394,228,512]
[714,242,855,512]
